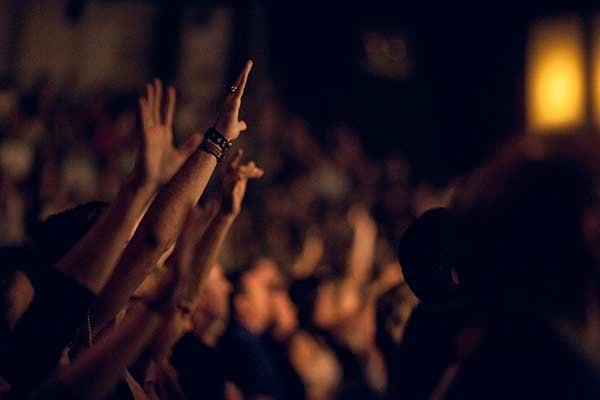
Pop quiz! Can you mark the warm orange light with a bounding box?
[527,17,585,133]
[593,15,600,129]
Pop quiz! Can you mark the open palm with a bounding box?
[138,79,202,185]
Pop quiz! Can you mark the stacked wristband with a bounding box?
[201,127,233,162]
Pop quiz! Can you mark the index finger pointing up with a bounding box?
[231,60,253,99]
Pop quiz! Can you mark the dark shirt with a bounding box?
[171,333,226,399]
[1,269,95,399]
[26,376,79,400]
[219,321,283,399]
[444,316,600,400]
[387,303,466,400]
[104,379,136,400]
[264,335,305,400]
[321,332,379,400]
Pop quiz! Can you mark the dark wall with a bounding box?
[264,1,598,183]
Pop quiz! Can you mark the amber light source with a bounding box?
[527,16,585,133]
[592,15,600,129]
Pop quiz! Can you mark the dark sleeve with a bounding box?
[387,305,458,400]
[1,269,95,399]
[219,332,278,398]
[171,335,226,400]
[26,376,80,400]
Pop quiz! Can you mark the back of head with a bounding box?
[397,208,461,307]
[450,134,600,322]
[31,201,108,269]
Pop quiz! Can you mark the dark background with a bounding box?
[8,0,600,183]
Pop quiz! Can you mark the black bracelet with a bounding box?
[205,127,232,150]
[201,140,224,162]
[200,127,232,162]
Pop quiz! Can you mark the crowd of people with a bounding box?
[0,56,599,400]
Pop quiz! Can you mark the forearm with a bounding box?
[55,177,156,294]
[181,210,236,305]
[59,302,164,400]
[347,231,376,284]
[91,148,218,332]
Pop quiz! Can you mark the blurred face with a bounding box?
[235,258,280,334]
[193,264,232,328]
[313,281,361,330]
[272,289,298,340]
[3,271,34,330]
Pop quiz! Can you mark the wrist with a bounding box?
[200,127,233,163]
[214,121,236,141]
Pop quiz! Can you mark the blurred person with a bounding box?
[387,207,479,400]
[287,204,389,399]
[170,263,233,399]
[0,201,107,399]
[89,60,253,336]
[288,277,343,399]
[27,227,195,400]
[289,272,388,399]
[438,135,600,399]
[166,149,263,400]
[264,273,306,400]
[1,60,254,399]
[219,256,285,399]
[375,282,418,376]
[89,63,255,399]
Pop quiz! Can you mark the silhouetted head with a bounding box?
[31,201,108,268]
[397,208,461,307]
[450,135,600,323]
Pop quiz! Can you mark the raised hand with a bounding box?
[214,60,253,141]
[347,205,378,284]
[221,149,263,216]
[292,228,324,279]
[137,79,202,185]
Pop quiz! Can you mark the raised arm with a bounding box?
[1,78,207,400]
[346,205,377,285]
[90,61,253,333]
[178,149,263,307]
[54,79,202,295]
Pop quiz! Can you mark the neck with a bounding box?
[236,313,264,335]
[192,312,224,347]
[198,320,225,347]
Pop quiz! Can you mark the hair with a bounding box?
[397,207,461,306]
[226,257,264,318]
[31,201,108,269]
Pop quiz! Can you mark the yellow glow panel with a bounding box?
[593,15,600,129]
[527,17,585,133]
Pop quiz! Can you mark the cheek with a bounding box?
[6,274,35,330]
